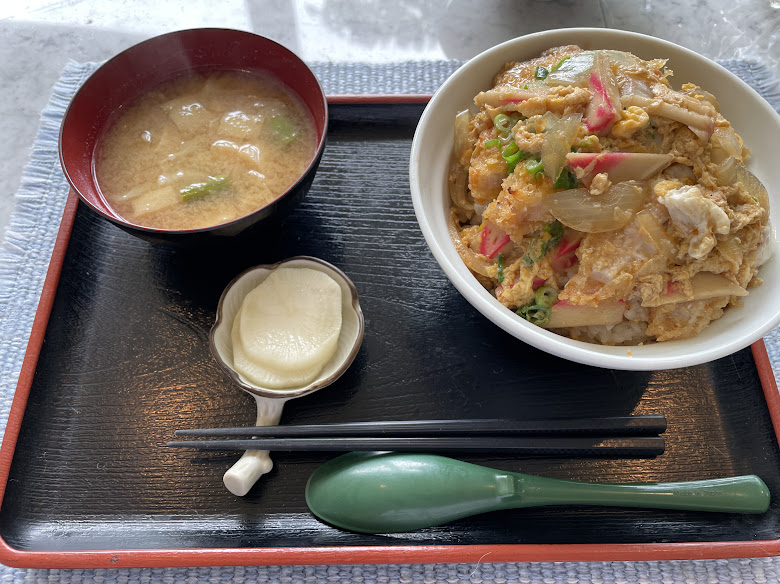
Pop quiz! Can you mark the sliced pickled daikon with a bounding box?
[231,306,329,388]
[231,267,343,388]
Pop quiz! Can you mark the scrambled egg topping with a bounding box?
[448,45,771,344]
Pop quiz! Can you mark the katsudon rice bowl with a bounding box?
[410,29,780,370]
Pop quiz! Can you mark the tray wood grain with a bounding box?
[1,101,780,568]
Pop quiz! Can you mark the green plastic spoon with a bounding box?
[304,452,771,533]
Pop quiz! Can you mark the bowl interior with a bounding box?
[410,28,780,370]
[210,257,364,399]
[60,28,328,232]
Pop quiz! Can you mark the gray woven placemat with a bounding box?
[0,59,779,583]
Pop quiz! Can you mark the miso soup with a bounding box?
[96,70,316,230]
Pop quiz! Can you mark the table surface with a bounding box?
[1,1,780,582]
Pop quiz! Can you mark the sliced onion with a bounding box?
[635,209,677,260]
[604,50,644,68]
[641,272,748,307]
[541,113,582,181]
[448,211,493,277]
[713,155,738,185]
[756,225,774,267]
[527,111,560,134]
[546,181,648,233]
[688,126,711,142]
[453,109,471,153]
[653,84,717,117]
[546,52,594,87]
[619,76,653,99]
[449,110,473,212]
[709,126,742,164]
[714,156,770,211]
[696,88,721,112]
[691,272,747,299]
[546,50,643,89]
[716,237,743,269]
[737,166,769,212]
[542,299,625,328]
[662,163,696,183]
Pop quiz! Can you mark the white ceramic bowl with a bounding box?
[410,28,780,370]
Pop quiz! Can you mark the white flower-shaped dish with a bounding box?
[210,256,364,496]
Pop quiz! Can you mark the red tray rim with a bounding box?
[2,96,780,568]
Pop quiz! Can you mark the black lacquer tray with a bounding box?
[1,101,780,568]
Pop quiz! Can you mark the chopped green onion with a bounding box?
[534,285,559,309]
[534,66,549,80]
[502,142,519,158]
[550,57,569,72]
[553,168,579,190]
[516,303,551,325]
[493,113,511,133]
[523,241,543,266]
[502,145,520,172]
[501,142,533,173]
[180,175,230,202]
[523,221,564,266]
[497,254,505,284]
[525,158,544,179]
[543,221,564,248]
[484,138,500,148]
[504,151,523,170]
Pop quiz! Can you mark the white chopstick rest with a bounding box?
[222,396,287,496]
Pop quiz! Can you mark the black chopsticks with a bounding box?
[167,415,667,457]
[173,415,666,437]
[167,436,664,457]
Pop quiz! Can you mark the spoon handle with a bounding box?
[515,473,770,514]
[305,453,771,534]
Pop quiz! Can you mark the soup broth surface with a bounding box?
[96,70,316,230]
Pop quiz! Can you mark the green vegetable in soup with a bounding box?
[269,115,299,145]
[180,175,231,202]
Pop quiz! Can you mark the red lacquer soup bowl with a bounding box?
[59,28,328,245]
